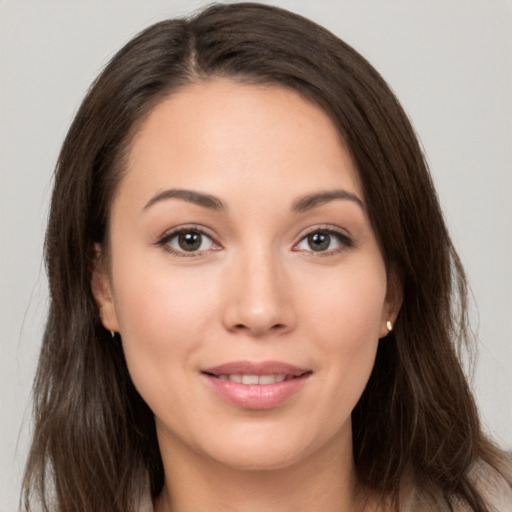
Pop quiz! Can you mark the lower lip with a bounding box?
[203,374,310,410]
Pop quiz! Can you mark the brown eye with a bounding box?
[294,229,352,254]
[297,231,340,252]
[178,232,203,251]
[166,230,214,253]
[307,232,331,251]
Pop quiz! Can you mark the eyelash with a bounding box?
[293,226,354,256]
[155,224,354,258]
[155,225,219,258]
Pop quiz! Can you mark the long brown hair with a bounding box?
[23,3,510,511]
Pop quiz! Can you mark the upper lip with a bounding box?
[202,360,311,377]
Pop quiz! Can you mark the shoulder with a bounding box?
[399,459,512,512]
[136,477,155,512]
[465,459,512,512]
[137,492,154,512]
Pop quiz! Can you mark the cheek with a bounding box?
[301,260,387,343]
[115,271,215,340]
[112,241,222,331]
[299,261,386,399]
[110,257,219,391]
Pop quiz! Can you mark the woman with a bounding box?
[22,3,511,511]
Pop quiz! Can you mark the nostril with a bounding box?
[223,298,296,336]
[231,322,287,335]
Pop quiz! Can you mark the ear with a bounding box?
[91,243,120,333]
[379,269,403,339]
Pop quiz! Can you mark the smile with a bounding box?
[201,361,312,409]
[214,374,289,384]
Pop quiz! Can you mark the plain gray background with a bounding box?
[1,1,511,510]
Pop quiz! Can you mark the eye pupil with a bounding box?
[308,232,330,251]
[178,232,202,251]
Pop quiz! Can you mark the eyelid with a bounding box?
[154,223,354,258]
[155,224,222,257]
[292,224,354,254]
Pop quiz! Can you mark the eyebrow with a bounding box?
[143,187,364,213]
[292,189,364,212]
[143,189,226,211]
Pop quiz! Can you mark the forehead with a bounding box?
[119,78,362,208]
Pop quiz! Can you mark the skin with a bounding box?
[93,79,402,512]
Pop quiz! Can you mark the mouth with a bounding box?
[202,360,311,383]
[203,373,309,385]
[201,361,312,409]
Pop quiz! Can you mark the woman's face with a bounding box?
[94,79,400,471]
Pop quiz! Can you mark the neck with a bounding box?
[154,429,371,512]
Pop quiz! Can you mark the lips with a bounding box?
[216,374,288,384]
[201,360,312,409]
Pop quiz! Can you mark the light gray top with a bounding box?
[136,465,512,512]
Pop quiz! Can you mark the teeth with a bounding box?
[258,374,277,385]
[222,374,288,385]
[242,375,259,385]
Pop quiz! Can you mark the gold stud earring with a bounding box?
[386,320,393,332]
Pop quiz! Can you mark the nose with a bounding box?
[221,248,296,337]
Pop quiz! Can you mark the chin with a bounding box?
[209,445,305,472]
[194,425,326,472]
